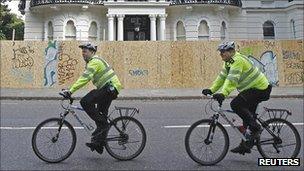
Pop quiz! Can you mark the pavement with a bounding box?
[0,87,303,100]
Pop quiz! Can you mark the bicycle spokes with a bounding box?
[185,119,229,166]
[32,118,76,163]
[105,116,146,161]
[257,118,301,158]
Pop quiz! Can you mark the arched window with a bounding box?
[220,21,227,40]
[198,20,209,40]
[65,20,76,40]
[47,21,53,41]
[263,21,275,39]
[176,21,186,40]
[89,21,98,41]
[290,19,296,39]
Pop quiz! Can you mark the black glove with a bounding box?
[213,93,225,104]
[61,89,72,99]
[202,89,213,96]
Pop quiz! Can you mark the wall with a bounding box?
[0,40,303,89]
[24,5,106,41]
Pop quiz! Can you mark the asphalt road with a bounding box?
[1,98,303,170]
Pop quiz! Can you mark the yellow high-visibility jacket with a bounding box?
[69,55,122,94]
[210,52,269,97]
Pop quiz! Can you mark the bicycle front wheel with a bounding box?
[185,119,229,166]
[257,118,301,158]
[32,118,77,163]
[105,116,146,161]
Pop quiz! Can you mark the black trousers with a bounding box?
[80,84,118,127]
[230,85,272,131]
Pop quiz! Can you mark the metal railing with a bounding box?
[29,0,242,7]
[168,0,242,7]
[30,0,105,7]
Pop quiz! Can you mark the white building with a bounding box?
[18,0,304,41]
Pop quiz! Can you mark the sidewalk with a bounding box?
[1,87,303,100]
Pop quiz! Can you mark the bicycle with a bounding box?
[185,95,301,165]
[32,92,147,163]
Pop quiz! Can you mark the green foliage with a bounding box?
[0,1,24,40]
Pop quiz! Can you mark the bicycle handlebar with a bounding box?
[59,92,74,105]
[203,94,223,107]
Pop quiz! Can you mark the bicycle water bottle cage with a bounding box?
[261,107,292,120]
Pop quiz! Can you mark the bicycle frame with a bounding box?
[58,99,140,142]
[210,107,249,142]
[206,98,285,144]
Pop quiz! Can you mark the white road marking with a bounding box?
[0,127,84,130]
[163,122,304,128]
[1,102,18,105]
[1,123,303,130]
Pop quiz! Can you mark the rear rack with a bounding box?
[109,106,139,118]
[260,107,292,120]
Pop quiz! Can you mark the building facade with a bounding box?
[18,0,304,41]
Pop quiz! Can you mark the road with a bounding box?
[1,98,303,170]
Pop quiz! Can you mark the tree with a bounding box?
[0,0,24,40]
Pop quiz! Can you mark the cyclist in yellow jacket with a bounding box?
[61,43,122,154]
[202,41,272,155]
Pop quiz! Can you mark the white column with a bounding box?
[107,14,115,41]
[159,14,167,41]
[117,14,125,41]
[149,14,157,41]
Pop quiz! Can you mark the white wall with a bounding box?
[24,1,304,41]
[24,4,107,41]
[23,1,43,40]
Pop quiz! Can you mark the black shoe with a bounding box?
[85,142,104,154]
[231,141,252,155]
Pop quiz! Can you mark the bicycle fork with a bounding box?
[204,114,219,144]
[52,111,69,142]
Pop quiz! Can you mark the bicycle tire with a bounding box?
[32,118,77,163]
[105,116,146,161]
[257,118,301,158]
[185,119,229,165]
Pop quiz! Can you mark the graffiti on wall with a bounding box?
[11,68,33,83]
[11,44,35,83]
[248,51,279,86]
[12,45,35,69]
[58,53,78,85]
[129,68,149,76]
[44,41,59,87]
[282,48,303,85]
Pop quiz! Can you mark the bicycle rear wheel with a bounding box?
[105,116,146,161]
[32,118,77,163]
[185,119,229,166]
[257,118,301,158]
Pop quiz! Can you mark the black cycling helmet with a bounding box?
[79,43,97,52]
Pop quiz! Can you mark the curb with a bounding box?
[1,95,303,101]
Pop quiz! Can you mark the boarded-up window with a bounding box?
[89,21,98,41]
[65,20,76,40]
[220,21,227,40]
[47,21,53,41]
[176,21,186,40]
[290,19,296,39]
[198,20,209,40]
[263,21,275,39]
